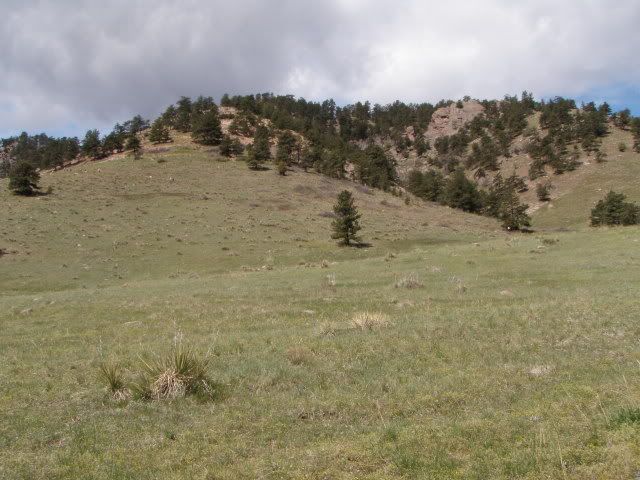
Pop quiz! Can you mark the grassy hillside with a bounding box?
[1,150,640,479]
[530,126,640,229]
[0,149,496,295]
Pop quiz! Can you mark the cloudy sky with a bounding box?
[2,0,639,138]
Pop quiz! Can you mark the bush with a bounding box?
[618,142,627,152]
[591,191,640,226]
[536,182,552,201]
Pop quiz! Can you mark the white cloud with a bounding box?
[1,0,639,137]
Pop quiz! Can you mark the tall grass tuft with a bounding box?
[98,361,130,400]
[132,343,218,401]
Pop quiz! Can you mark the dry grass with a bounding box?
[351,312,391,330]
[394,272,422,289]
[286,346,313,365]
[131,344,217,401]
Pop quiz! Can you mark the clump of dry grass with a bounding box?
[394,273,423,289]
[131,344,218,401]
[316,321,339,336]
[324,273,336,288]
[351,312,391,330]
[286,346,313,365]
[98,361,130,400]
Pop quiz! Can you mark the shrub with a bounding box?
[535,182,552,201]
[618,142,627,152]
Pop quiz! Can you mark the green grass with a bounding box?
[1,153,640,478]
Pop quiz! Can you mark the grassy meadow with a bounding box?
[1,150,640,479]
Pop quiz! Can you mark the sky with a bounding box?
[2,0,640,138]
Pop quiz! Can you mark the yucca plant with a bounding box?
[98,361,130,400]
[132,343,217,401]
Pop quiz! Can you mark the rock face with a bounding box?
[425,100,484,140]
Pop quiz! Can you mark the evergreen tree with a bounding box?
[8,161,40,195]
[219,135,244,157]
[81,129,102,159]
[591,191,640,226]
[356,145,397,190]
[498,188,531,230]
[331,190,362,246]
[126,135,142,160]
[443,169,484,213]
[252,125,271,164]
[245,146,262,170]
[275,131,296,175]
[191,110,223,145]
[174,96,193,132]
[148,118,171,144]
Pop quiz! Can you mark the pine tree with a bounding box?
[174,96,193,132]
[591,191,640,226]
[498,189,531,230]
[81,129,102,159]
[126,135,142,160]
[443,169,484,213]
[331,190,362,246]
[245,146,261,170]
[8,161,40,195]
[191,110,223,146]
[219,135,244,157]
[252,125,271,164]
[148,118,171,144]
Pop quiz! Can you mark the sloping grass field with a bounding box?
[1,151,640,479]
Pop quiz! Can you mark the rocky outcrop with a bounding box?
[425,100,484,140]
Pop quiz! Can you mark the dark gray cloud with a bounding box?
[2,0,640,137]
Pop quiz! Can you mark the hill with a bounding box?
[2,95,640,478]
[0,149,497,295]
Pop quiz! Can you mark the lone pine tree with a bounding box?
[331,190,362,246]
[8,161,40,195]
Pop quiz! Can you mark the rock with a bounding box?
[425,100,484,141]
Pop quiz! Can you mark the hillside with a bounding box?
[0,148,497,295]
